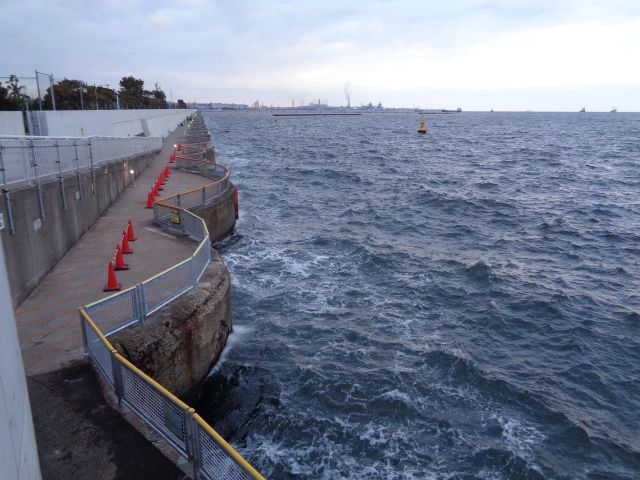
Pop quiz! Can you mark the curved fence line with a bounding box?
[78,114,264,480]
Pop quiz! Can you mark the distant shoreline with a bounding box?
[272,113,363,117]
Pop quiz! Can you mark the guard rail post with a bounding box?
[29,140,46,220]
[78,311,89,355]
[201,186,206,205]
[73,140,83,199]
[110,350,124,408]
[0,146,16,234]
[55,142,67,210]
[185,410,203,480]
[89,138,96,193]
[189,255,197,287]
[135,284,147,325]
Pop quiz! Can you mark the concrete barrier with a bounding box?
[0,112,26,135]
[1,151,156,307]
[0,110,195,137]
[0,245,42,480]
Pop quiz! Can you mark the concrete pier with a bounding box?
[15,127,210,376]
[12,125,228,479]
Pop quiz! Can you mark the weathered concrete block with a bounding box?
[110,250,231,400]
[191,184,236,242]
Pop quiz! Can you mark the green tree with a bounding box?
[147,86,167,108]
[0,75,28,110]
[42,79,84,110]
[119,76,144,108]
[93,85,117,109]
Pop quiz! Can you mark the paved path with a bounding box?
[28,362,188,480]
[15,127,211,376]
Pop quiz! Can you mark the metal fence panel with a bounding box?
[182,211,205,240]
[119,361,189,455]
[84,288,139,335]
[83,318,115,386]
[0,135,162,185]
[192,242,211,280]
[0,139,31,183]
[142,260,193,315]
[197,424,252,480]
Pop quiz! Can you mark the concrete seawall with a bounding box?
[1,149,158,307]
[191,182,237,241]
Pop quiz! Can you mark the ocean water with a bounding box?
[195,111,640,479]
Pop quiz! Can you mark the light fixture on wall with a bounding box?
[129,169,135,188]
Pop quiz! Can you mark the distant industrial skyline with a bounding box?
[3,1,639,111]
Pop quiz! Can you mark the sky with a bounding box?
[2,0,640,111]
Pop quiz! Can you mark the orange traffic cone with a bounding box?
[103,261,122,291]
[127,219,137,241]
[146,190,154,208]
[121,230,133,254]
[114,244,129,270]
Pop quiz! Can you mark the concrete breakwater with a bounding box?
[111,250,232,400]
[76,114,263,478]
[7,110,263,478]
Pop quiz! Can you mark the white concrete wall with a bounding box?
[0,112,26,135]
[24,109,194,137]
[0,243,42,480]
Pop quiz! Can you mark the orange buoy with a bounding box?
[418,117,427,134]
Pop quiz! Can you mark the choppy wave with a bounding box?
[197,112,640,479]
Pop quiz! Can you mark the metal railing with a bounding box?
[0,135,162,186]
[78,114,264,480]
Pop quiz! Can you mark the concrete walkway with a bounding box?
[16,127,211,376]
[28,362,188,480]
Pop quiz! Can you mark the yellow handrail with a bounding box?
[193,413,266,480]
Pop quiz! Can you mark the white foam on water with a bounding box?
[206,324,253,377]
[490,413,545,459]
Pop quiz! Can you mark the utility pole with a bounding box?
[79,82,84,110]
[94,85,98,110]
[49,74,56,110]
[35,70,42,111]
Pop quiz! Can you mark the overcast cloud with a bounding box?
[3,0,640,110]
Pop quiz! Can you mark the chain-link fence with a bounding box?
[2,71,127,110]
[0,135,161,186]
[78,112,263,479]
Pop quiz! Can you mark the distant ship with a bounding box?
[580,107,586,112]
[610,107,617,113]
